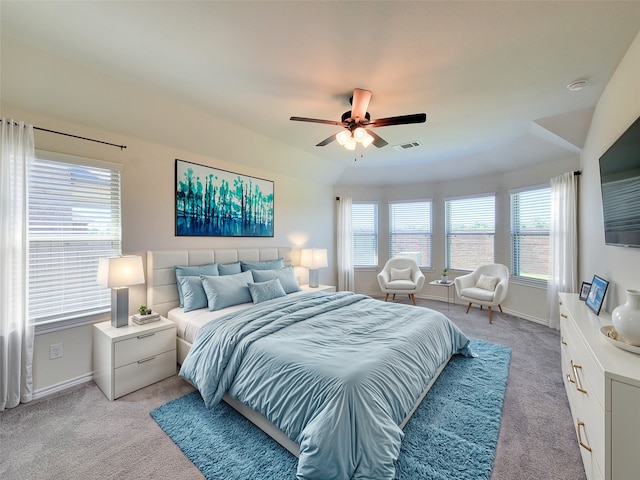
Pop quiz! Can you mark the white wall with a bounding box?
[579,30,640,313]
[335,155,579,323]
[2,107,335,394]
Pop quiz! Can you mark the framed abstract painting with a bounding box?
[175,159,274,237]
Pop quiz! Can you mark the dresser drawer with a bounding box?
[571,373,605,478]
[114,327,175,368]
[114,349,176,398]
[560,309,605,410]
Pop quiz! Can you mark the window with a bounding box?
[352,202,378,267]
[445,195,495,270]
[389,201,432,268]
[510,186,551,283]
[29,151,122,327]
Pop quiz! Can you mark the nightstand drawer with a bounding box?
[114,350,176,398]
[114,327,175,368]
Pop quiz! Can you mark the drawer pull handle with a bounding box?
[138,356,156,364]
[577,421,592,452]
[566,373,575,384]
[571,361,587,394]
[560,313,568,319]
[561,338,567,346]
[137,332,156,340]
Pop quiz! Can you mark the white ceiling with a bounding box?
[1,1,639,186]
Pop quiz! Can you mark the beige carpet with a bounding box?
[1,296,585,480]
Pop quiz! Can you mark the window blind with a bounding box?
[28,153,122,324]
[510,186,550,283]
[352,202,378,267]
[389,201,432,268]
[445,195,495,270]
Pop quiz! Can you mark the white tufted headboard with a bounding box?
[146,248,294,317]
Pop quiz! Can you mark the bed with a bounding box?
[146,248,472,480]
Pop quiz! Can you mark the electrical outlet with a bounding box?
[50,342,63,360]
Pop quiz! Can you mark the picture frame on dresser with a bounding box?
[579,282,591,301]
[585,275,609,315]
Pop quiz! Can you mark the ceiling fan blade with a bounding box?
[316,133,338,147]
[366,129,388,148]
[350,88,372,123]
[367,113,427,128]
[290,116,343,126]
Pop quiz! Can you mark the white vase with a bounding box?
[612,289,640,346]
[441,275,448,283]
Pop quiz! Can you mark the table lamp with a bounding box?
[300,248,328,288]
[97,255,145,327]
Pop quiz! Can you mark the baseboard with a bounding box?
[32,372,94,401]
[502,308,549,327]
[361,291,549,326]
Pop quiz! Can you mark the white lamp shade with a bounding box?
[344,137,357,150]
[300,248,328,270]
[97,255,145,288]
[353,127,367,142]
[336,130,351,146]
[361,131,374,148]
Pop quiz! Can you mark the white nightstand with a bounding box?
[93,316,177,401]
[301,284,336,293]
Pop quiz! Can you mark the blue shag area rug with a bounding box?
[150,339,511,480]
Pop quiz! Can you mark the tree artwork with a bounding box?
[175,159,274,237]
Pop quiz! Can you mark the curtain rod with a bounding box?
[1,118,127,150]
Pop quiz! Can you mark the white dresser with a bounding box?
[93,317,177,400]
[559,293,640,480]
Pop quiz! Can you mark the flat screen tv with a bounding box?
[599,115,640,248]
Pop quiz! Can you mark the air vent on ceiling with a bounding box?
[393,141,421,151]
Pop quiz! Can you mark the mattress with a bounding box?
[169,302,253,344]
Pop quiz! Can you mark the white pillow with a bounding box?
[390,267,412,281]
[476,274,499,291]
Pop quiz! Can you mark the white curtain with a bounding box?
[547,171,578,330]
[337,196,354,291]
[1,118,35,411]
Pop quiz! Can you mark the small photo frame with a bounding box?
[585,275,609,315]
[579,282,591,301]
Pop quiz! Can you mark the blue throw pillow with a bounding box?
[248,278,287,304]
[251,266,301,294]
[178,276,208,312]
[200,271,254,311]
[175,263,218,307]
[240,258,284,272]
[218,261,242,276]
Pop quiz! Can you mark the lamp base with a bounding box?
[308,269,319,288]
[111,287,130,328]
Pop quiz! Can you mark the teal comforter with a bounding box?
[179,291,472,480]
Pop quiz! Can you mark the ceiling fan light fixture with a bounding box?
[353,127,367,142]
[361,132,374,148]
[344,137,357,150]
[336,130,350,146]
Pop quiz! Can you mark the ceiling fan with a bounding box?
[290,88,426,150]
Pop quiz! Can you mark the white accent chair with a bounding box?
[377,257,425,306]
[454,264,509,324]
